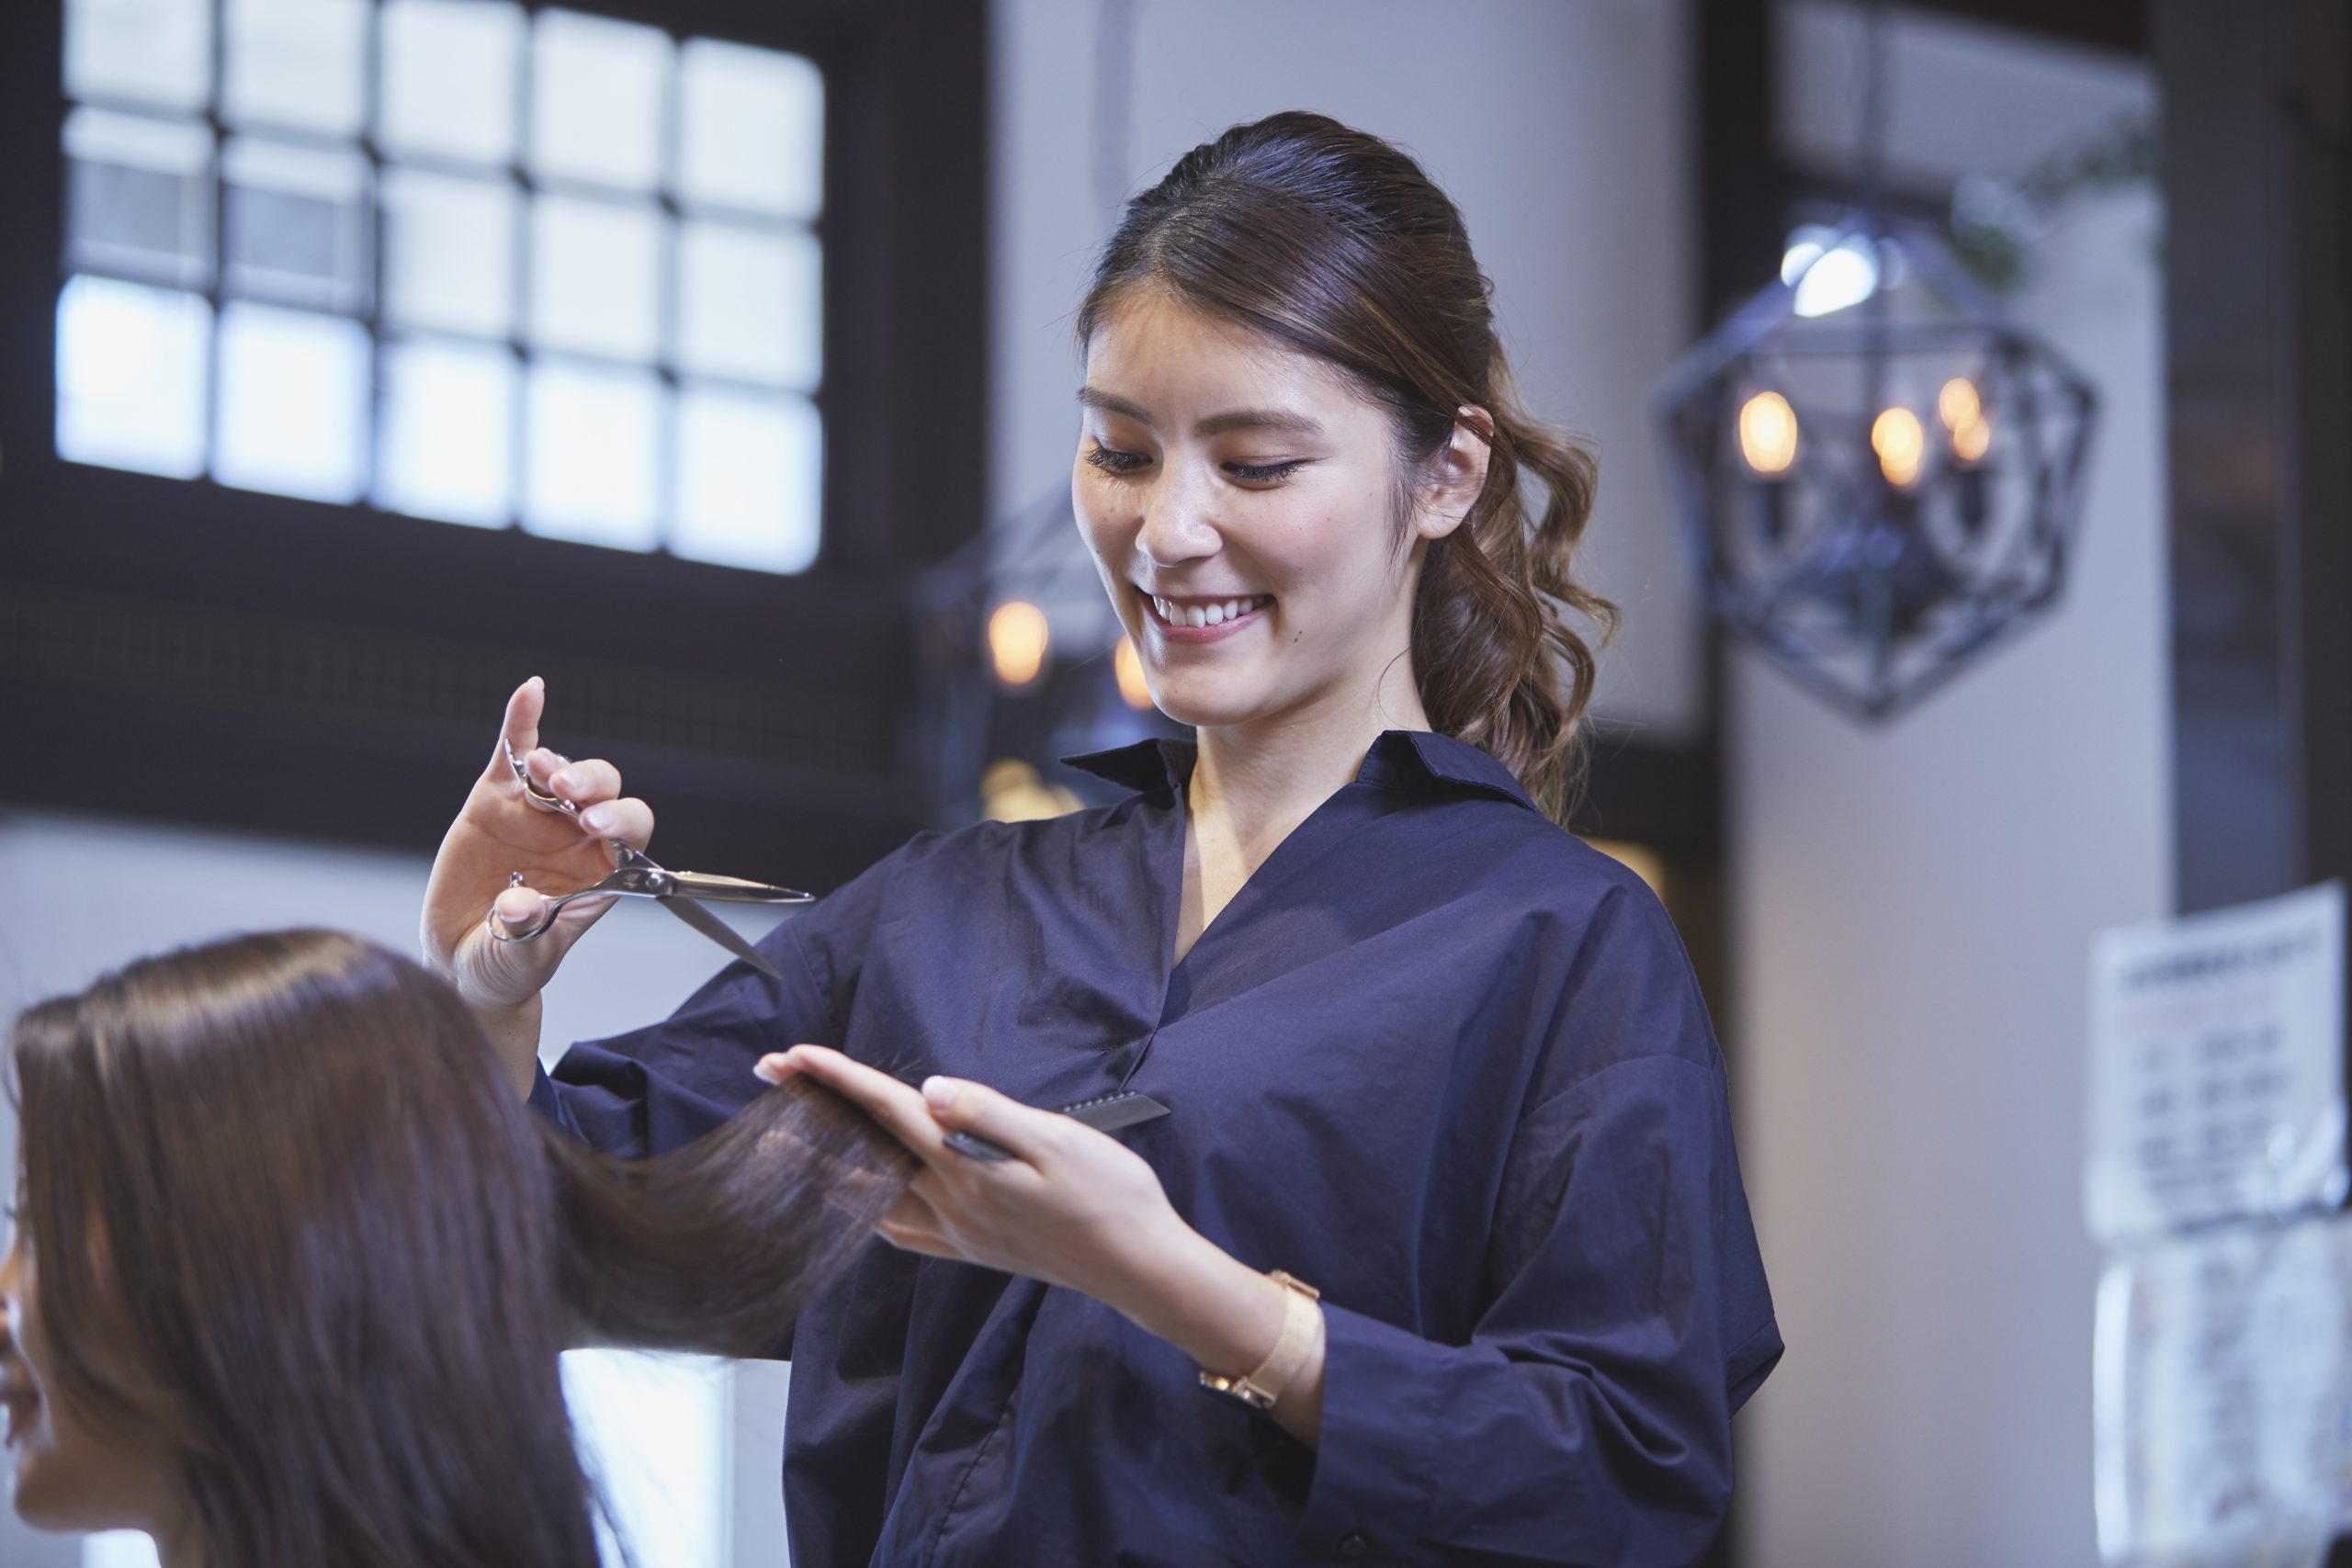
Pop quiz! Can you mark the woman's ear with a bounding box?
[1414,407,1494,542]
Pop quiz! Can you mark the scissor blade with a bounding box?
[659,895,785,980]
[663,869,816,905]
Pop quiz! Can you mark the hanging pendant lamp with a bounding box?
[1653,9,2098,721]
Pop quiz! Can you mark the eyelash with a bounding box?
[1083,445,1306,486]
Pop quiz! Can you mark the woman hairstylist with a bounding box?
[423,112,1780,1567]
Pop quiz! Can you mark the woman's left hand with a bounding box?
[754,1046,1187,1311]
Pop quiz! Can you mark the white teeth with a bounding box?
[1145,592,1269,627]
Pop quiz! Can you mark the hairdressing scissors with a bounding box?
[486,739,812,980]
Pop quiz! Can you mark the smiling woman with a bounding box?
[437,109,1780,1567]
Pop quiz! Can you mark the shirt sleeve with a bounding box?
[528,841,908,1161]
[1295,886,1782,1566]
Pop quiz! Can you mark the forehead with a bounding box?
[1081,286,1370,423]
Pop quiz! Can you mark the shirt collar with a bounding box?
[1060,729,1541,814]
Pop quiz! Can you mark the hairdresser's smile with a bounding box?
[1138,589,1275,641]
[1075,288,1425,737]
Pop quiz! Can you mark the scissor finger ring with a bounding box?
[503,738,576,817]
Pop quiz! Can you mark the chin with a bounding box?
[1145,678,1272,731]
[8,1443,149,1539]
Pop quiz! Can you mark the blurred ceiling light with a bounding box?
[1870,406,1925,488]
[1937,376,1981,432]
[979,759,1081,822]
[1736,390,1799,476]
[986,600,1050,687]
[1951,414,1992,463]
[1786,234,1879,318]
[1112,636,1152,709]
[1656,7,2098,723]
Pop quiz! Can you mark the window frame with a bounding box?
[0,0,989,888]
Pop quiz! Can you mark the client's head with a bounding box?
[1,929,910,1566]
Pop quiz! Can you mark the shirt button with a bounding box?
[1339,1532,1369,1560]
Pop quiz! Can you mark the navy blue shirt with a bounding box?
[533,730,1781,1566]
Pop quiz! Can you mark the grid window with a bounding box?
[53,0,828,574]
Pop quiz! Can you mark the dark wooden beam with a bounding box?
[2156,0,2352,912]
[1903,0,2145,57]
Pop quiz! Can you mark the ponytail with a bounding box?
[1411,344,1615,821]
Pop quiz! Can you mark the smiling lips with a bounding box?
[1143,591,1272,631]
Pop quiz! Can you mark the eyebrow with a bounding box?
[1078,387,1325,439]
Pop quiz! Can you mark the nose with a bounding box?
[1133,459,1222,571]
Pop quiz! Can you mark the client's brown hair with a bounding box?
[8,929,913,1567]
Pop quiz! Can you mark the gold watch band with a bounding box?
[1198,1269,1322,1412]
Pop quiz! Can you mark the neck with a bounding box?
[1189,631,1430,852]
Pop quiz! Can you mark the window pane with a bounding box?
[64,0,211,112]
[379,0,524,168]
[221,0,368,136]
[380,168,515,339]
[222,138,371,313]
[530,9,671,194]
[524,359,662,549]
[673,388,820,574]
[677,40,822,220]
[62,108,212,290]
[562,1351,729,1568]
[377,338,515,527]
[676,223,819,390]
[528,194,663,362]
[214,302,370,502]
[54,276,209,479]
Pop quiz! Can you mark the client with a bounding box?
[0,929,910,1567]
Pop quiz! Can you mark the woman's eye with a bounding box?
[1225,459,1306,484]
[1084,443,1149,475]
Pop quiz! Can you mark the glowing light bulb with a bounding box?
[1112,636,1152,709]
[1737,390,1799,477]
[1952,414,1991,464]
[1937,377,1981,433]
[987,601,1050,687]
[1871,407,1925,488]
[1790,238,1879,318]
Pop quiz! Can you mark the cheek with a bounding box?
[1070,474,1136,561]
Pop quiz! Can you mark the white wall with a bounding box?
[990,0,1709,740]
[1735,10,2165,1566]
[0,807,795,1567]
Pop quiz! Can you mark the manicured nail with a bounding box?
[753,1055,789,1083]
[922,1077,957,1111]
[581,806,612,832]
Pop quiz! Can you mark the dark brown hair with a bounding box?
[1078,110,1617,818]
[8,929,912,1567]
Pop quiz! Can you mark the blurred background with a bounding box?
[2,0,2343,1564]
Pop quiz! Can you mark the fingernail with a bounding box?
[581,806,612,832]
[752,1055,787,1084]
[552,770,579,795]
[922,1077,956,1111]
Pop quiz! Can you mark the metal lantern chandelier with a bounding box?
[1654,15,2098,722]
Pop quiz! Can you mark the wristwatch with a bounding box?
[1198,1269,1321,1412]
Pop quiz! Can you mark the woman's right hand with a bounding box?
[421,677,658,1022]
